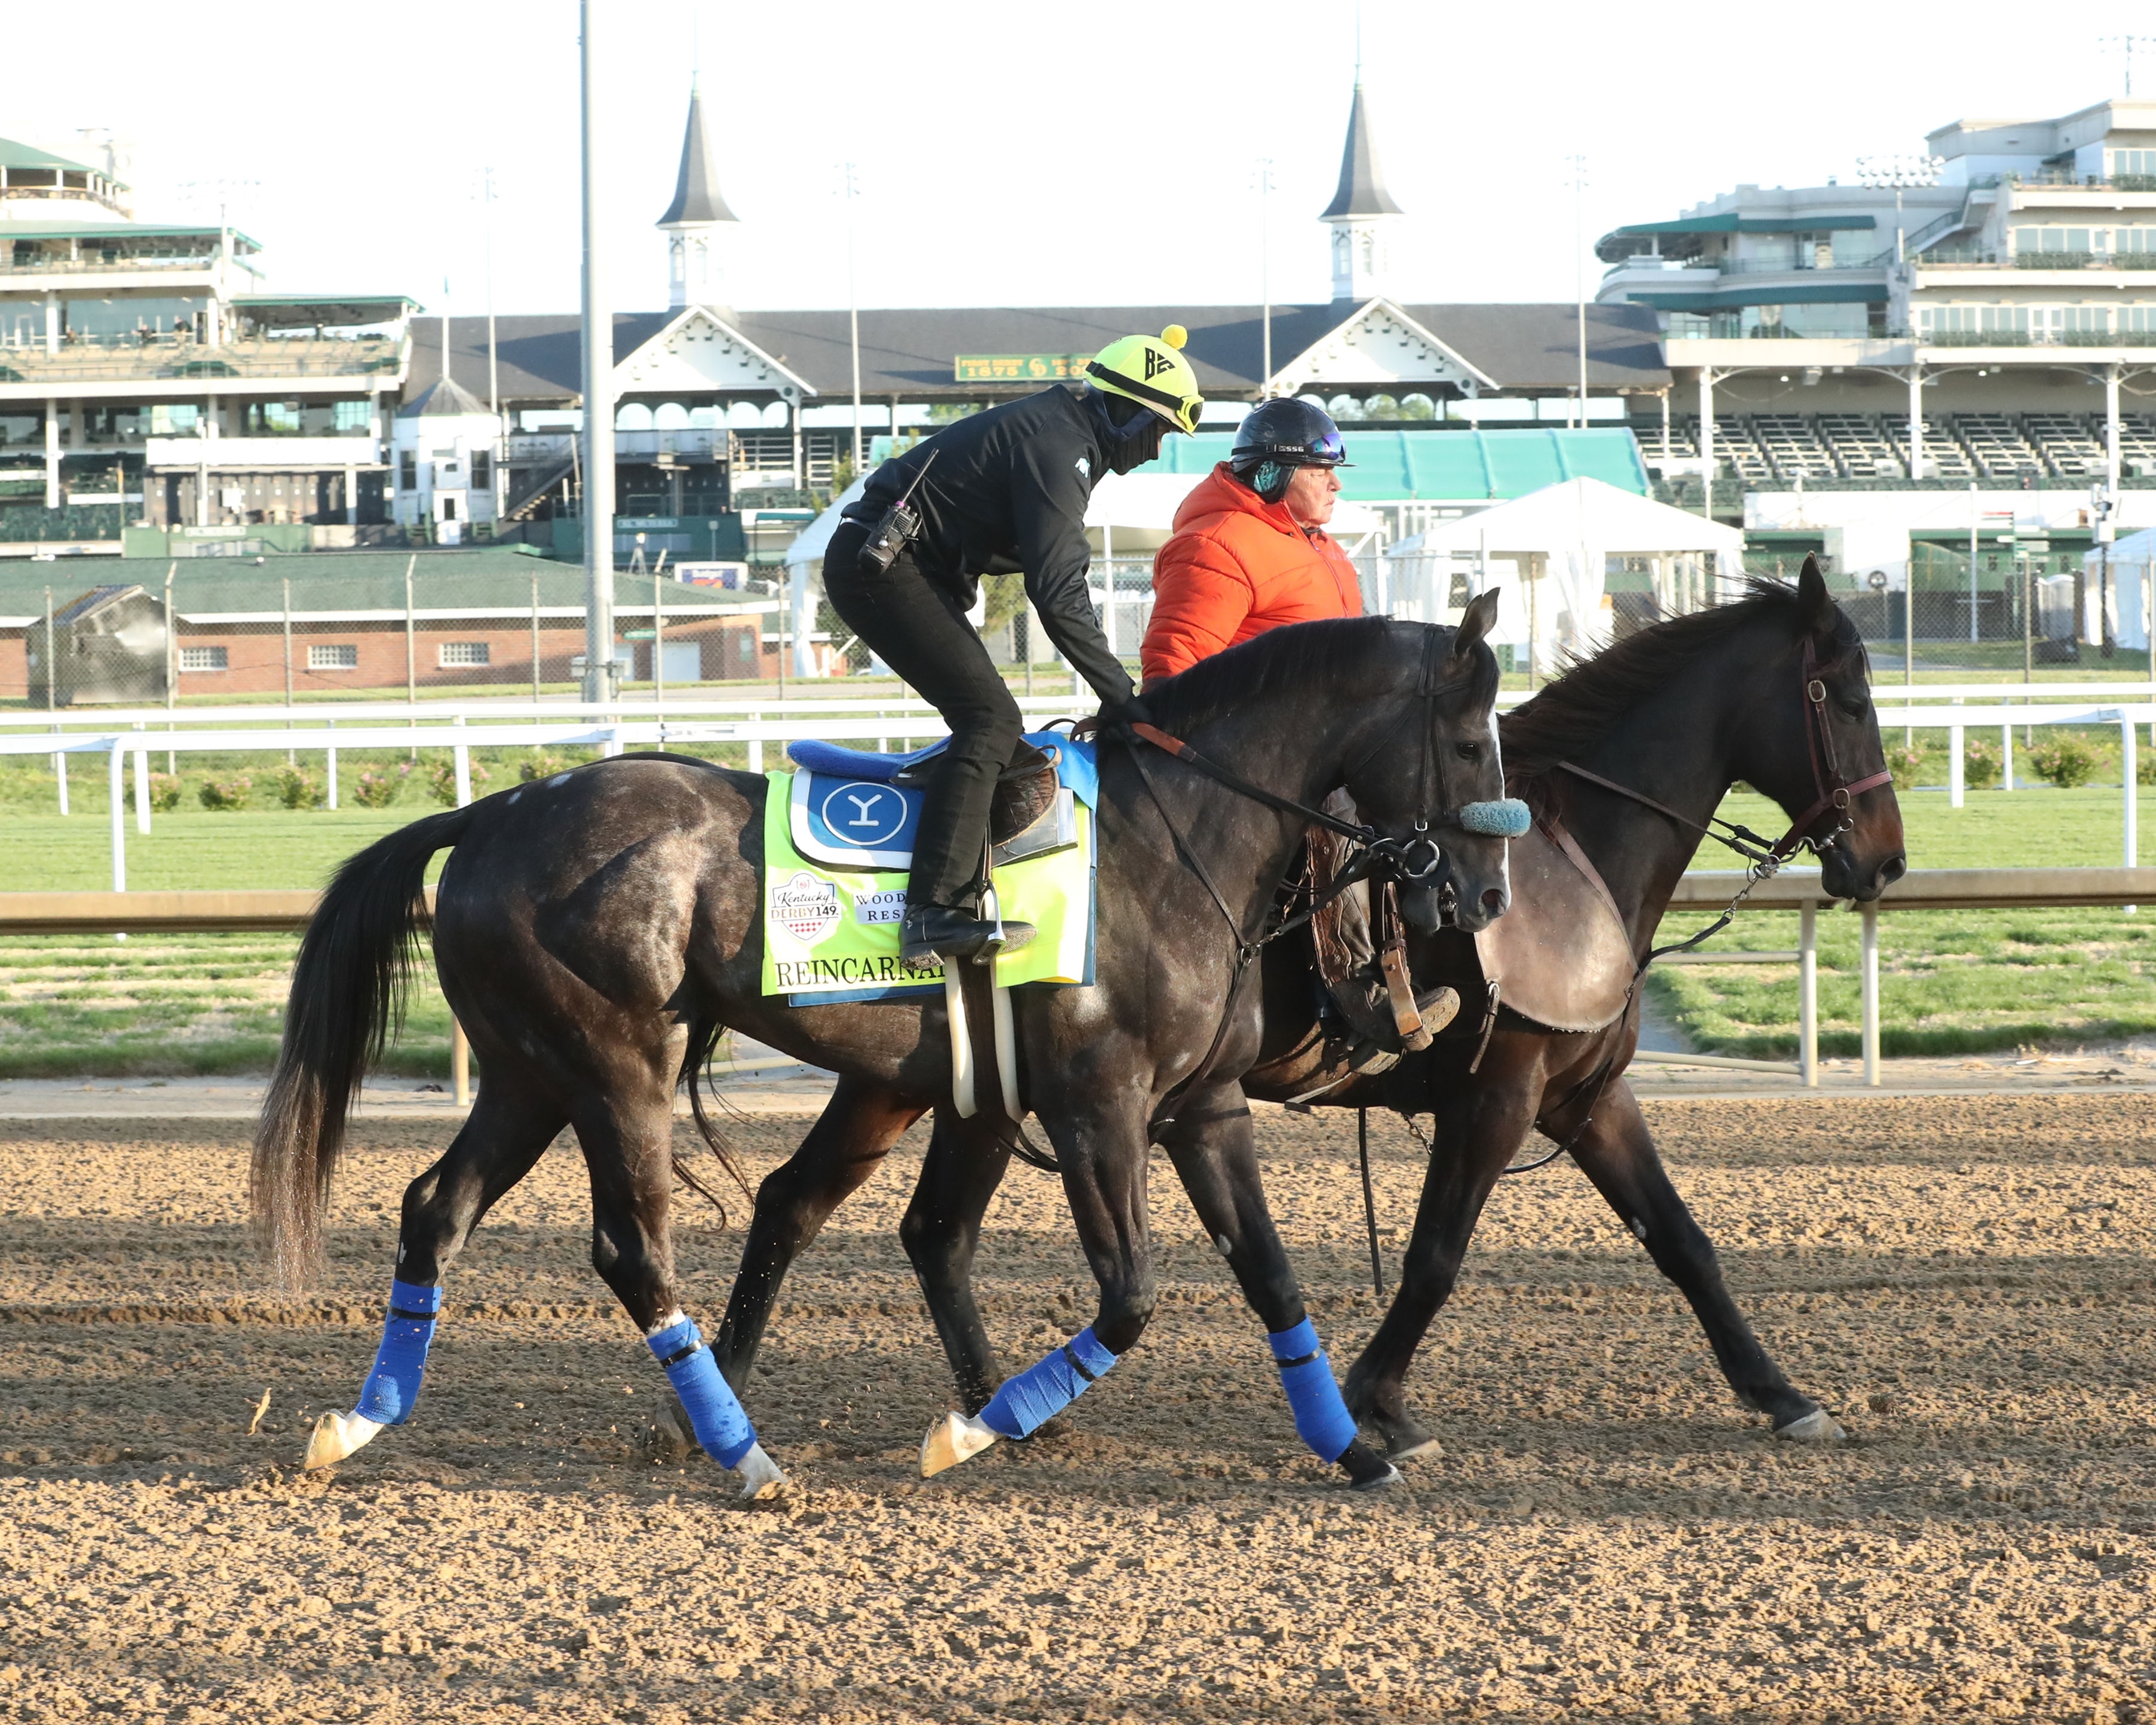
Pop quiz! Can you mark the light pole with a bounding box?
[1260,158,1272,399]
[1569,154,1589,429]
[579,0,617,703]
[844,162,864,479]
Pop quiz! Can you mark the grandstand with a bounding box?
[1649,411,2156,487]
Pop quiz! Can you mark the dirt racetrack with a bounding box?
[0,1093,2152,1723]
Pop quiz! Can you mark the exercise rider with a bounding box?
[1140,397,1358,686]
[824,327,1203,966]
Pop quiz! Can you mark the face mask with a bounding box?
[1089,389,1170,474]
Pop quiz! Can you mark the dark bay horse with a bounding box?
[253,612,1512,1494]
[714,563,1906,1466]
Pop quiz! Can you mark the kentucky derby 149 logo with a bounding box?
[770,872,843,946]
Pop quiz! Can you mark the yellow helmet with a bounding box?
[1084,324,1203,435]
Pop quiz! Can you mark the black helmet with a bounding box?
[1230,399,1349,501]
[1231,398,1349,470]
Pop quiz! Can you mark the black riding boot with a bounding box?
[901,902,1038,968]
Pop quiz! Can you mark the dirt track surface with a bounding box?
[1,1097,2152,1723]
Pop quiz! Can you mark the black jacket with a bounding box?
[843,387,1132,704]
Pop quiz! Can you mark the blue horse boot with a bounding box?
[304,1278,442,1470]
[922,1327,1117,1476]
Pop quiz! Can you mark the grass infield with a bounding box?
[0,750,2150,1072]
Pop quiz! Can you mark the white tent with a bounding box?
[2083,525,2156,652]
[1381,477,1745,663]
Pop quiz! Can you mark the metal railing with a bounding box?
[0,253,220,276]
[1656,866,2156,1086]
[0,335,403,383]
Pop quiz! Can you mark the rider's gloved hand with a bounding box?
[1099,692,1156,732]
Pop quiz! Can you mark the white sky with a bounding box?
[11,0,2156,319]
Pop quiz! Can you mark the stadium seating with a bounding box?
[1814,413,1906,479]
[1709,416,1773,483]
[2020,413,2107,479]
[1750,414,1840,483]
[1954,413,2046,482]
[1882,416,1978,480]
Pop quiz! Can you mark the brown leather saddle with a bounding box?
[892,741,1061,847]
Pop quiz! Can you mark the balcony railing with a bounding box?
[0,334,404,385]
[0,251,222,276]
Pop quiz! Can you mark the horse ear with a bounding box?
[1796,554,1837,640]
[1452,587,1501,660]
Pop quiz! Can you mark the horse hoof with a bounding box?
[735,1442,789,1501]
[1352,1461,1404,1492]
[302,1409,383,1471]
[1386,1430,1443,1463]
[920,1411,999,1478]
[1773,1408,1847,1443]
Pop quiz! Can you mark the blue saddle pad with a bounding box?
[786,731,1098,808]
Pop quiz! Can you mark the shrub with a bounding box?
[146,772,183,812]
[2028,734,2099,788]
[2139,748,2156,788]
[273,764,326,810]
[1962,739,2001,789]
[1884,742,1927,785]
[520,752,566,783]
[424,757,492,808]
[351,767,405,810]
[197,774,252,812]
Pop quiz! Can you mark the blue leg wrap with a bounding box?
[646,1316,758,1469]
[979,1326,1117,1440]
[1268,1318,1359,1464]
[354,1278,443,1426]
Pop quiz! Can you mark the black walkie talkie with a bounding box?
[857,449,939,575]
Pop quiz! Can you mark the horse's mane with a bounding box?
[1501,577,1857,784]
[1143,615,1499,735]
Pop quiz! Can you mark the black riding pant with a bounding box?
[823,520,1024,913]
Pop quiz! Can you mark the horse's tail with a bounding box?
[674,1004,754,1224]
[251,804,476,1287]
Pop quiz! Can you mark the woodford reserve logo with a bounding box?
[768,871,843,945]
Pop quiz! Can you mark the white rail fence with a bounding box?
[1649,867,2156,1088]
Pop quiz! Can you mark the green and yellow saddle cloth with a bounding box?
[760,734,1098,1005]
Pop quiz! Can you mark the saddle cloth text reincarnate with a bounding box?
[759,736,1097,1005]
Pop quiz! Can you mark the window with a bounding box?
[2014,227,2095,257]
[438,640,490,668]
[178,646,227,673]
[399,450,416,490]
[2115,149,2156,179]
[471,449,491,487]
[308,644,358,671]
[333,399,371,433]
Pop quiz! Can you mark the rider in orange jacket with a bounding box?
[1140,399,1359,688]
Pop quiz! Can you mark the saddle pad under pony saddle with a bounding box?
[760,734,1098,1005]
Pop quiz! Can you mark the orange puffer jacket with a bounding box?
[1140,463,1363,685]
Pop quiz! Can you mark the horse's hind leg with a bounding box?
[1568,1080,1844,1441]
[899,1110,1013,1415]
[1157,1085,1398,1490]
[303,1079,566,1470]
[578,1090,788,1498]
[712,1076,927,1390]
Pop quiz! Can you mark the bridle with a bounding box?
[1107,623,1526,1137]
[1559,634,1891,873]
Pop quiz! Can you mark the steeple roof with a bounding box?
[658,80,738,227]
[396,375,490,419]
[1320,83,1403,219]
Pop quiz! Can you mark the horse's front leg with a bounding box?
[1568,1079,1845,1441]
[1343,1046,1538,1461]
[918,1103,1155,1477]
[900,1110,1015,1415]
[712,1076,928,1391]
[1160,1083,1399,1489]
